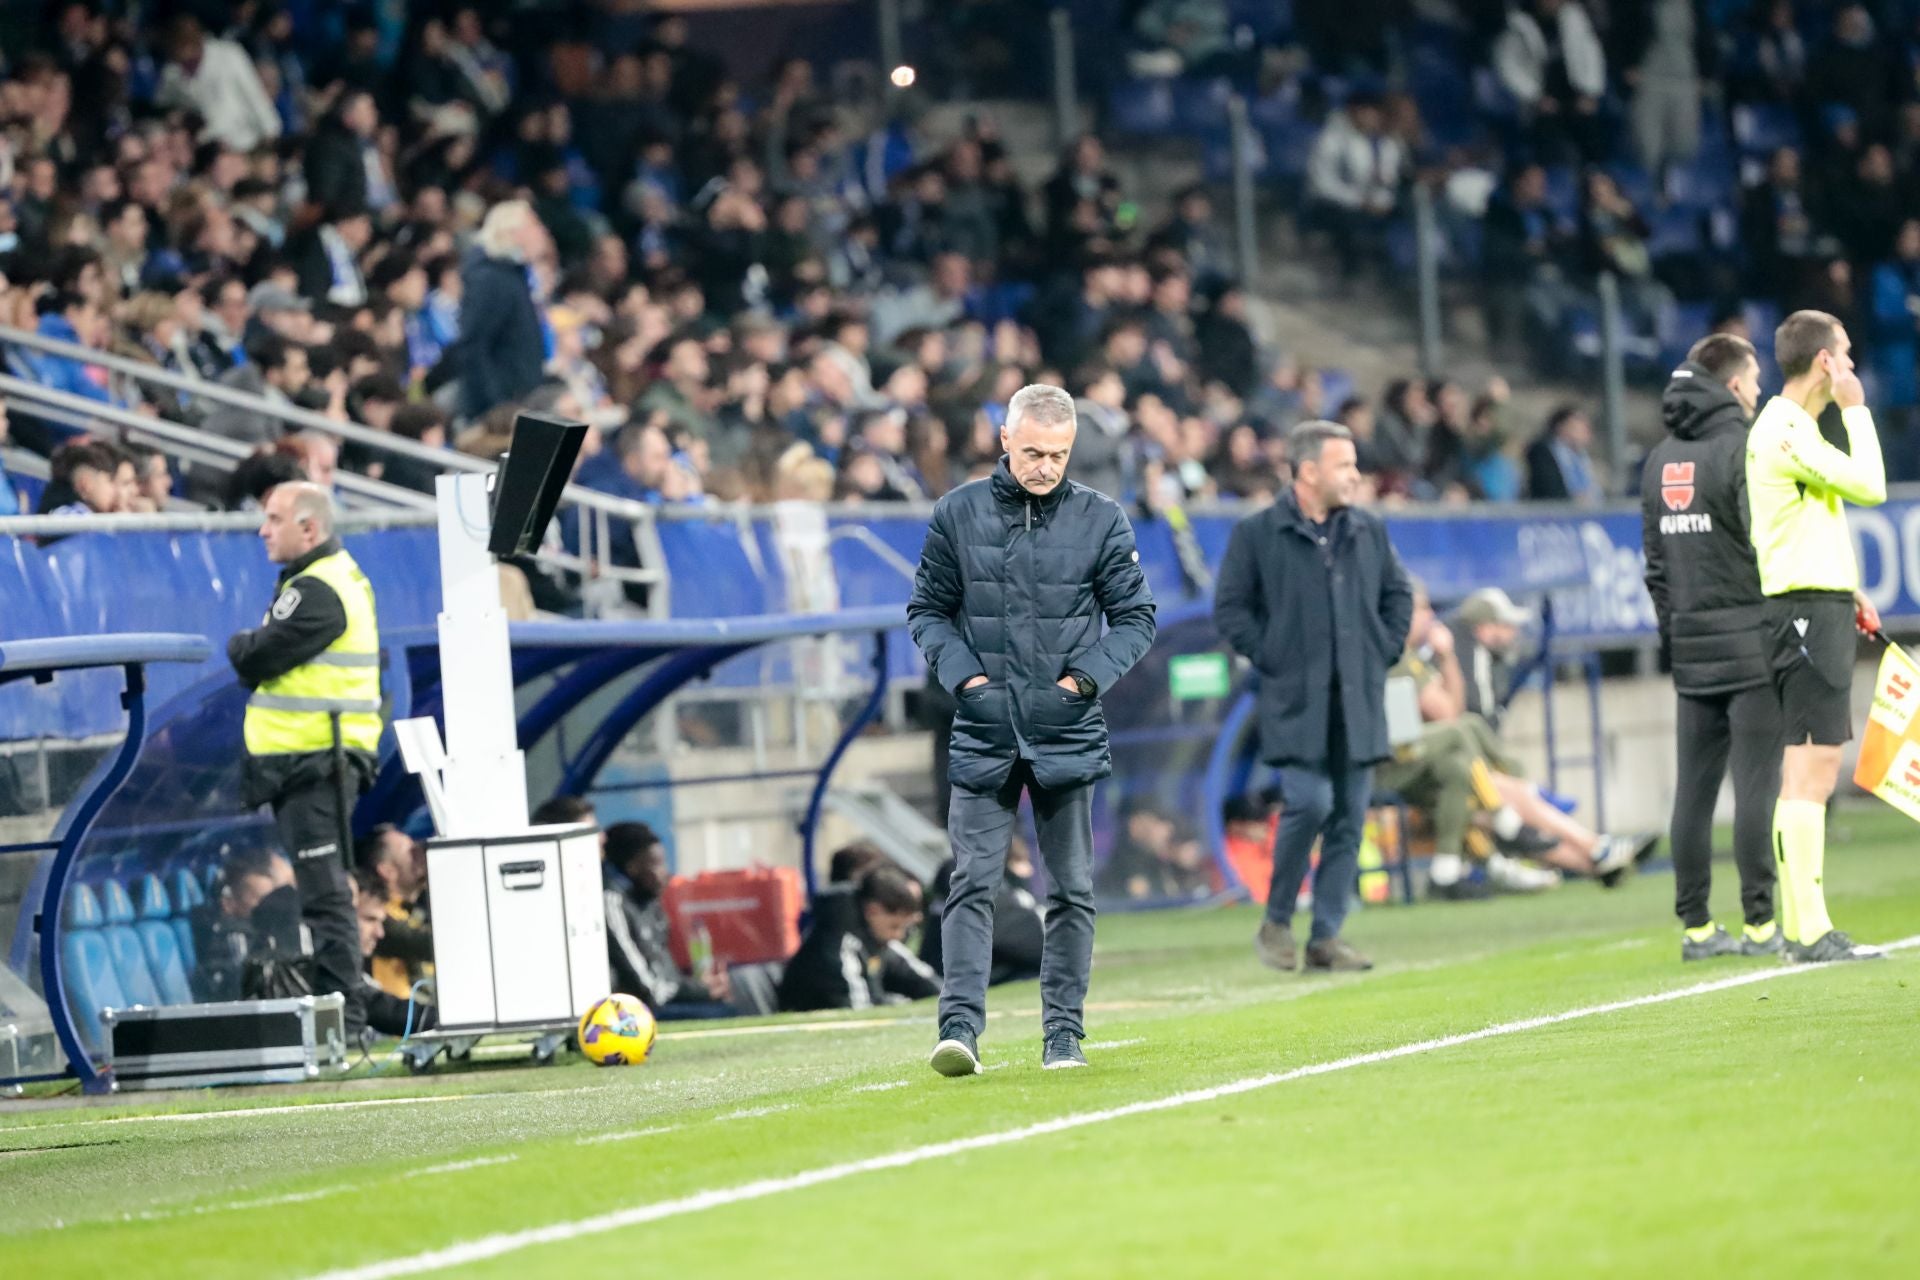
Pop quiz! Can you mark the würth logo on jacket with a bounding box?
[1656,461,1713,534]
[1661,462,1696,511]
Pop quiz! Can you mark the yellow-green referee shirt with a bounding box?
[1746,398,1886,596]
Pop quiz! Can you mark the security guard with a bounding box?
[228,481,383,1030]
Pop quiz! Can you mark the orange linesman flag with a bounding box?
[1853,641,1920,822]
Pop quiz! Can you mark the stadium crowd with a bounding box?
[0,0,1632,535]
[1126,0,1920,431]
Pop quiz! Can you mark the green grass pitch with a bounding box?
[6,808,1919,1278]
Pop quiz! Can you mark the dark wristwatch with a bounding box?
[1069,671,1097,698]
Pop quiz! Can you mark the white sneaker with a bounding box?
[1487,852,1560,893]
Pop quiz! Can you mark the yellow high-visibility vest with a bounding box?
[242,548,383,756]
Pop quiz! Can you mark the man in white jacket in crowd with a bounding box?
[158,15,283,153]
[1306,93,1407,278]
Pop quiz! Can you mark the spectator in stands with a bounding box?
[290,205,372,309]
[303,91,382,221]
[603,822,734,1018]
[1483,164,1573,358]
[1149,185,1231,288]
[456,200,551,421]
[1734,0,1808,107]
[27,291,116,407]
[1306,93,1407,279]
[355,824,432,1002]
[1740,147,1818,301]
[38,439,123,515]
[1194,280,1257,399]
[156,15,282,153]
[1869,218,1920,408]
[778,864,940,1012]
[223,449,305,511]
[1613,0,1708,175]
[0,401,18,516]
[1525,404,1603,502]
[1808,6,1899,143]
[203,330,308,446]
[123,442,171,512]
[1494,0,1608,163]
[1578,168,1669,331]
[192,276,250,375]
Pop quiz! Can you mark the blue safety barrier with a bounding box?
[24,493,1920,745]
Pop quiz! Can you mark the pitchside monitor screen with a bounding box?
[488,411,588,559]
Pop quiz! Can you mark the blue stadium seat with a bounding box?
[1732,103,1801,156]
[134,874,193,1006]
[100,879,162,1009]
[60,884,126,1057]
[169,867,204,980]
[1108,79,1176,137]
[1172,77,1234,134]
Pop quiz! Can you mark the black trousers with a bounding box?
[271,775,367,1033]
[1671,686,1780,929]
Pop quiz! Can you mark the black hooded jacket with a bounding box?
[1640,362,1769,695]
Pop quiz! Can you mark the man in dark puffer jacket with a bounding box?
[1642,332,1781,960]
[909,383,1156,1077]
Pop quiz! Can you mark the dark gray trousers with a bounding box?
[938,761,1095,1039]
[1671,685,1780,929]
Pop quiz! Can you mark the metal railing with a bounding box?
[0,321,669,607]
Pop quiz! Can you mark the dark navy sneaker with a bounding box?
[1785,930,1886,964]
[930,1022,983,1077]
[1681,925,1741,962]
[1041,1025,1088,1070]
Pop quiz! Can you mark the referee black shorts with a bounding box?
[1765,590,1857,747]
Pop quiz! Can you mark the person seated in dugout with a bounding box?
[778,864,941,1012]
[1096,798,1216,901]
[602,821,737,1019]
[1383,581,1656,897]
[354,823,432,1000]
[1220,791,1280,904]
[922,836,1044,984]
[351,869,435,1036]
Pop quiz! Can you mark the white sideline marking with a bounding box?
[125,1151,521,1224]
[577,1126,679,1146]
[6,1088,589,1135]
[849,1080,910,1094]
[404,1156,517,1178]
[305,937,1920,1280]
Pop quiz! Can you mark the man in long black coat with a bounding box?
[456,200,550,422]
[908,383,1156,1076]
[1215,420,1413,973]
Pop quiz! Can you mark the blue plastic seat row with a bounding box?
[61,871,200,1056]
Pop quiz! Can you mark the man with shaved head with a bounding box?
[909,383,1157,1075]
[228,481,385,1034]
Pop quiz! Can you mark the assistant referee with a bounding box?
[1746,311,1887,963]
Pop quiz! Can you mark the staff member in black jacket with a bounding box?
[1641,334,1782,961]
[909,383,1157,1076]
[1215,420,1413,973]
[227,482,383,1033]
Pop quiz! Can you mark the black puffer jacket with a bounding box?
[1641,362,1769,695]
[908,457,1157,794]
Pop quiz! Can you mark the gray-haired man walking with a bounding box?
[908,384,1158,1075]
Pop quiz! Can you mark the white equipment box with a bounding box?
[426,822,607,1030]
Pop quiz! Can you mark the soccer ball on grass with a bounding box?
[577,993,658,1066]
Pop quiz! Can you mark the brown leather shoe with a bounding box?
[1304,937,1374,972]
[1254,920,1297,971]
